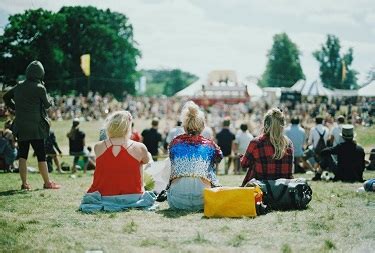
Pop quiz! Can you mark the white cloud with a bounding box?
[0,0,374,84]
[364,13,375,25]
[306,13,360,27]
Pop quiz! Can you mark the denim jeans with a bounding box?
[167,177,209,211]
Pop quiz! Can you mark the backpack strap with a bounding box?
[316,128,326,137]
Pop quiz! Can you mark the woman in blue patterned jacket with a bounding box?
[168,101,223,211]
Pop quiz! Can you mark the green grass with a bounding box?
[0,121,374,252]
[356,125,375,149]
[1,172,375,252]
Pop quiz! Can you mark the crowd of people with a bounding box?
[1,60,375,213]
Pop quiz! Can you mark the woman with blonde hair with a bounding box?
[241,108,294,186]
[79,111,155,212]
[168,101,223,211]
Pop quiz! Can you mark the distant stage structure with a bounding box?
[176,70,262,106]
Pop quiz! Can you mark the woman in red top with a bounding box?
[87,111,150,196]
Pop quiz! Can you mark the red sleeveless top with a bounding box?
[87,140,143,196]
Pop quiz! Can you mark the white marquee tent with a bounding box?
[175,79,203,97]
[358,81,375,97]
[291,79,332,97]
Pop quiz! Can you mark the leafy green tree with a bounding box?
[259,33,305,87]
[58,6,140,95]
[163,69,185,96]
[365,66,375,84]
[142,69,198,96]
[0,9,67,90]
[313,34,358,89]
[0,6,140,96]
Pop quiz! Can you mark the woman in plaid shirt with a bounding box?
[241,108,294,186]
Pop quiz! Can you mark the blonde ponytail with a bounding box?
[181,101,205,135]
[263,108,289,160]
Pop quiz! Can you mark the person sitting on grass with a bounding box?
[0,126,17,171]
[168,101,223,211]
[79,111,155,212]
[320,124,365,182]
[45,128,64,173]
[364,179,375,192]
[241,107,294,186]
[83,146,96,173]
[67,118,87,173]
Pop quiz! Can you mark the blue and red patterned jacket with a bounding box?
[169,134,223,186]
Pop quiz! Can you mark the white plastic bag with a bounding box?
[144,158,171,193]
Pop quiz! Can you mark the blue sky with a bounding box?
[1,0,374,84]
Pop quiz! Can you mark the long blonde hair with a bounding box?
[105,111,133,138]
[180,101,205,135]
[263,108,288,160]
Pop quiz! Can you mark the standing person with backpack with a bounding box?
[308,116,329,180]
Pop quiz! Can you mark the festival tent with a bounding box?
[175,79,203,97]
[299,80,332,97]
[243,76,263,97]
[290,79,306,92]
[358,81,375,97]
[332,89,358,97]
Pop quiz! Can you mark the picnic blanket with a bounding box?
[79,191,157,213]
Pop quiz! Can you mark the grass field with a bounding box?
[0,120,374,252]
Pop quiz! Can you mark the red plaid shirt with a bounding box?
[241,134,294,186]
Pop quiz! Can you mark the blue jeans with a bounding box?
[167,177,209,211]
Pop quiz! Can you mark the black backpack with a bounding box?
[256,179,313,210]
[314,129,326,156]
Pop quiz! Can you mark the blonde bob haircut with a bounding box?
[180,101,205,135]
[263,108,289,160]
[105,111,133,138]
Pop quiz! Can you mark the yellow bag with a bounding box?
[204,186,262,218]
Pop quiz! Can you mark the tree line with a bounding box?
[0,7,140,96]
[0,6,369,97]
[259,33,359,90]
[141,69,198,97]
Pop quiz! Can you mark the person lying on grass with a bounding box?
[167,101,223,211]
[79,111,155,212]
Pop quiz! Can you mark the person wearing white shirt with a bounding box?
[233,124,254,174]
[166,121,185,145]
[308,117,329,150]
[201,126,214,140]
[284,117,306,173]
[330,115,345,147]
[308,116,329,179]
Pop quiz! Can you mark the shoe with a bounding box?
[312,173,322,181]
[156,190,167,202]
[57,170,66,174]
[21,183,32,191]
[43,181,61,189]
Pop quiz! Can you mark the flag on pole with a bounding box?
[341,60,347,83]
[80,54,90,77]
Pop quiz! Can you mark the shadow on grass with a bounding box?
[0,189,41,196]
[156,209,202,218]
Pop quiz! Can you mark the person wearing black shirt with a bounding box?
[67,118,87,173]
[216,118,235,174]
[45,129,63,173]
[142,118,162,159]
[321,124,365,182]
